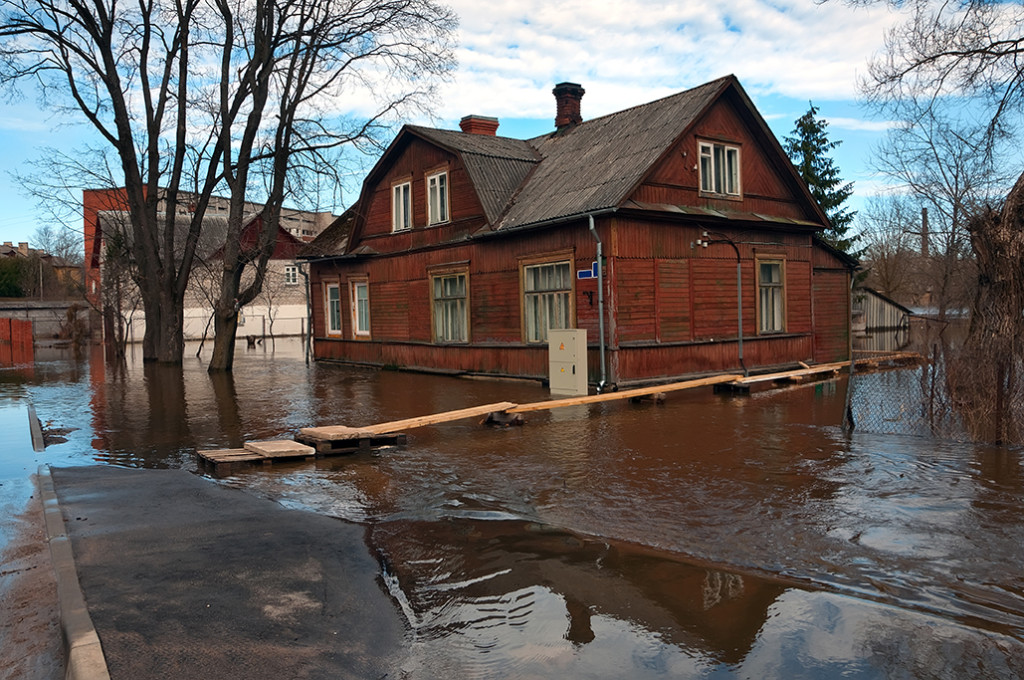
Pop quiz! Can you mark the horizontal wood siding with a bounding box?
[616,259,656,343]
[812,270,850,363]
[786,260,812,334]
[360,138,487,243]
[636,93,818,225]
[691,258,752,340]
[311,213,850,382]
[616,335,814,380]
[656,259,690,341]
[471,271,520,342]
[373,280,409,341]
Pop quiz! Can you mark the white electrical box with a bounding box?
[548,329,588,396]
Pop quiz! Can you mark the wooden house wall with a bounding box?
[311,222,605,379]
[634,96,813,223]
[812,270,850,363]
[358,138,488,249]
[311,213,845,382]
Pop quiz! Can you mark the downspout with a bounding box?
[588,214,608,392]
[736,251,746,377]
[297,261,311,365]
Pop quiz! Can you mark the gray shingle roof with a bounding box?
[497,76,730,230]
[315,74,816,258]
[407,126,539,224]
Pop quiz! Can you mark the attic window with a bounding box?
[699,141,740,196]
[392,181,411,232]
[427,171,449,225]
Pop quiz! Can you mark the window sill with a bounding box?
[699,191,743,201]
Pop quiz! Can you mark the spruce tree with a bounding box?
[784,103,858,254]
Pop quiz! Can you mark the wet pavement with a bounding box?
[49,465,404,680]
[3,339,1024,677]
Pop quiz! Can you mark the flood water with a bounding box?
[3,339,1024,678]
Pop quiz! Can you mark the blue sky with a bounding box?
[0,0,902,247]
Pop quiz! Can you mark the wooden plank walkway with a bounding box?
[300,402,518,440]
[198,353,923,468]
[508,374,742,413]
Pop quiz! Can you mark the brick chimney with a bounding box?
[18,242,29,255]
[553,82,585,130]
[459,115,499,136]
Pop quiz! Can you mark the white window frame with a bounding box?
[757,258,786,334]
[427,171,449,225]
[392,181,411,232]
[699,141,741,196]
[350,279,370,338]
[432,271,468,343]
[522,259,573,344]
[284,264,299,286]
[326,283,342,335]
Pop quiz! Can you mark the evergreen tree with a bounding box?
[784,103,858,253]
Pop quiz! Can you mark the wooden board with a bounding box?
[244,440,316,458]
[301,402,518,440]
[197,448,266,464]
[732,361,850,385]
[508,374,743,414]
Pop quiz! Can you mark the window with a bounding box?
[351,280,370,337]
[758,260,785,333]
[284,264,298,285]
[326,283,341,335]
[432,272,468,343]
[427,171,449,225]
[699,141,740,196]
[523,260,572,343]
[392,181,411,231]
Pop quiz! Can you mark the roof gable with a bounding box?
[494,77,732,231]
[337,75,831,255]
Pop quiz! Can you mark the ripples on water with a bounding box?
[7,341,1024,677]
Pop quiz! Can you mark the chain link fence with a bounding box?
[843,347,970,441]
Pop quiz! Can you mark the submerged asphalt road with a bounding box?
[50,466,407,680]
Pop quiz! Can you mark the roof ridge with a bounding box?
[526,75,734,142]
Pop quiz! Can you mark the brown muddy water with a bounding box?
[3,338,1024,678]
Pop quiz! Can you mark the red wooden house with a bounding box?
[303,75,856,386]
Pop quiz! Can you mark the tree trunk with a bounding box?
[208,307,239,372]
[141,283,186,363]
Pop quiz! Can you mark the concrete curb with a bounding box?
[37,465,112,680]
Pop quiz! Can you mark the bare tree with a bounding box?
[870,110,1009,318]
[32,223,84,266]
[858,195,920,303]
[858,0,1024,146]
[0,0,456,368]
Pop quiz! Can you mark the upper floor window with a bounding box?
[392,181,411,232]
[699,141,740,196]
[427,171,449,225]
[284,264,299,285]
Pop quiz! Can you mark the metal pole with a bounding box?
[737,258,744,375]
[588,214,607,391]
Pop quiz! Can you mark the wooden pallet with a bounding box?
[295,432,407,454]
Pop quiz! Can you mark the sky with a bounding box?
[0,0,904,248]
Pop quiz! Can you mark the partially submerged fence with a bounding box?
[0,317,34,365]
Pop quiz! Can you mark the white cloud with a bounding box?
[827,117,899,133]
[435,0,902,124]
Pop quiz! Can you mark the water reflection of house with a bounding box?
[852,287,912,351]
[83,188,334,342]
[302,76,857,386]
[372,518,785,667]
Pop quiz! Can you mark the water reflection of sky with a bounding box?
[3,339,1024,677]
